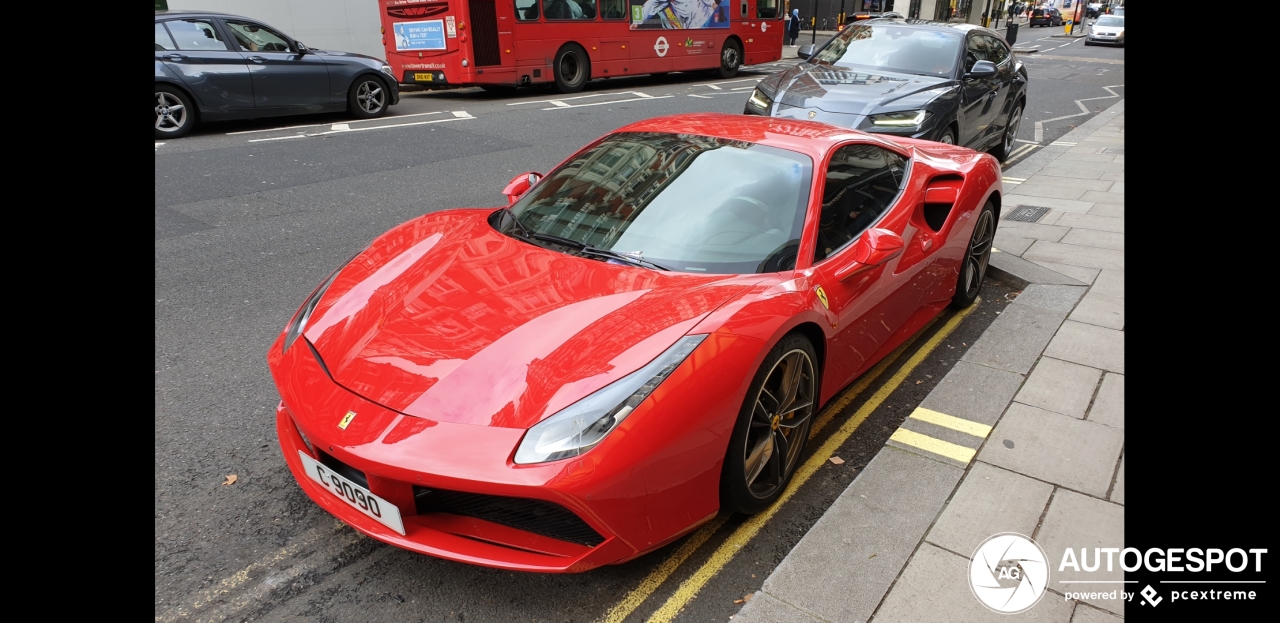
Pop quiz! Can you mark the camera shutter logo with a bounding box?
[969,533,1050,614]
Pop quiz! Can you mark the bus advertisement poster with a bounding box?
[393,20,447,51]
[631,0,732,29]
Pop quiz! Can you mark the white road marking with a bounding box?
[330,123,350,131]
[1015,139,1038,144]
[226,110,448,135]
[707,84,722,90]
[155,142,165,149]
[1033,84,1123,143]
[1050,141,1076,146]
[540,95,673,110]
[246,111,474,142]
[507,91,652,106]
[689,94,714,99]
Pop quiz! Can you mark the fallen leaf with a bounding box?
[733,599,744,604]
[744,594,754,603]
[829,456,845,465]
[751,574,756,578]
[915,380,923,385]
[222,474,238,486]
[869,553,878,559]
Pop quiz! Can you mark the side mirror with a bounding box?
[797,44,816,60]
[295,41,309,54]
[502,172,542,204]
[836,228,905,281]
[966,60,997,78]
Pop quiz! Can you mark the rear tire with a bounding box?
[155,84,194,139]
[950,200,996,309]
[553,44,589,94]
[720,333,818,515]
[718,38,742,79]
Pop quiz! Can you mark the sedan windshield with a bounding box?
[1095,16,1123,26]
[508,132,813,274]
[810,24,963,77]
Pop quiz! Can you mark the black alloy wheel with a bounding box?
[951,200,996,308]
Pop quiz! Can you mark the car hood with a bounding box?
[761,63,955,117]
[1091,26,1123,34]
[302,209,762,429]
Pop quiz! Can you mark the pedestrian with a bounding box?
[788,8,801,46]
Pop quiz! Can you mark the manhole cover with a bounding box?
[1004,206,1051,223]
[1100,147,1124,155]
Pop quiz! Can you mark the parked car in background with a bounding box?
[1029,7,1063,26]
[155,10,399,138]
[1085,14,1124,45]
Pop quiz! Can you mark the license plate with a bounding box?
[415,72,433,82]
[299,451,405,535]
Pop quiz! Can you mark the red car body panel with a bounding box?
[268,113,1001,572]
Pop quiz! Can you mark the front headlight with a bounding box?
[513,334,707,464]
[381,64,394,77]
[282,270,340,354]
[869,110,929,127]
[747,87,774,113]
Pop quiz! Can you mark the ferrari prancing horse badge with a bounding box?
[815,286,829,310]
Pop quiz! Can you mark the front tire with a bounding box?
[720,333,818,515]
[348,75,389,119]
[950,200,996,308]
[718,38,742,79]
[553,44,590,94]
[155,84,194,139]
[936,125,957,145]
[990,103,1022,162]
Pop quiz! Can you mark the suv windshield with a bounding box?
[810,24,963,77]
[507,132,813,274]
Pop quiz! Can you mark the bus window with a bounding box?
[545,0,598,19]
[758,0,779,18]
[600,0,626,19]
[515,0,539,20]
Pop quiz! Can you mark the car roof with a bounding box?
[155,10,248,20]
[612,113,912,160]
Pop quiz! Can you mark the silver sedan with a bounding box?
[1085,15,1125,46]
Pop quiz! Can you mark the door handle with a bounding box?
[164,53,186,61]
[248,56,266,63]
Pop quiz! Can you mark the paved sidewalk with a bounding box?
[733,100,1125,622]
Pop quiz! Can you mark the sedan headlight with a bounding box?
[514,335,707,464]
[381,64,394,77]
[747,87,774,113]
[868,110,929,127]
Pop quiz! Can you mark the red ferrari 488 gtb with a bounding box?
[268,113,1001,572]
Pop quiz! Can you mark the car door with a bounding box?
[980,34,1014,139]
[958,34,996,148]
[220,18,331,109]
[156,19,255,113]
[808,143,924,387]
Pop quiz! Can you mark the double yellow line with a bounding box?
[600,301,979,623]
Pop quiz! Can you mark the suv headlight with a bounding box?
[513,335,707,464]
[747,87,775,113]
[868,110,929,128]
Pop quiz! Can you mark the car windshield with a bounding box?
[508,132,813,274]
[809,24,963,77]
[1095,16,1123,26]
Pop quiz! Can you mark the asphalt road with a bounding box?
[156,41,1122,623]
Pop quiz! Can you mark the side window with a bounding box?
[758,0,779,18]
[165,19,229,52]
[544,0,596,20]
[225,20,292,52]
[515,0,540,20]
[155,23,177,50]
[963,35,989,72]
[814,145,908,262]
[983,35,1009,64]
[600,0,626,19]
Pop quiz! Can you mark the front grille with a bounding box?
[414,488,605,547]
[468,0,502,67]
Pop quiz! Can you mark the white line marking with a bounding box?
[1015,139,1038,144]
[707,84,722,90]
[508,91,652,106]
[330,123,350,131]
[247,112,473,142]
[1033,84,1123,143]
[451,110,471,117]
[155,142,165,148]
[540,95,673,110]
[247,134,308,143]
[226,110,446,135]
[689,94,714,99]
[730,86,757,91]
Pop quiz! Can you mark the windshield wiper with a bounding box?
[500,206,535,240]
[579,247,671,271]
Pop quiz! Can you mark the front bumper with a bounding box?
[1087,34,1124,44]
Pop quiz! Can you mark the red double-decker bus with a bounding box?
[379,0,784,93]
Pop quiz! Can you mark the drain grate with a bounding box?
[1100,147,1124,155]
[1004,205,1051,223]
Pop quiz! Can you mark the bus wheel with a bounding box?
[718,39,742,79]
[554,44,589,94]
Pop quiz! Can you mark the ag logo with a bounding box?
[654,36,669,57]
[969,533,1049,614]
[814,285,829,310]
[338,410,357,430]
